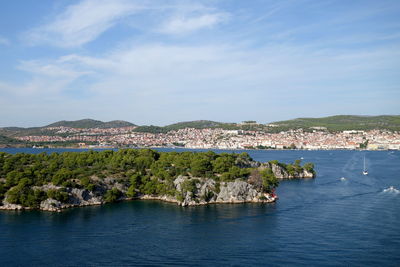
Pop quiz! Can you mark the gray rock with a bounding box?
[0,199,24,210]
[68,188,103,205]
[173,175,189,192]
[199,179,216,202]
[40,199,63,212]
[216,180,259,203]
[271,164,289,179]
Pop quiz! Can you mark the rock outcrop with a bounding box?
[68,188,103,206]
[263,162,315,179]
[0,200,26,210]
[168,175,275,207]
[40,199,63,212]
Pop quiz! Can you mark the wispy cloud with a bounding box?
[159,12,229,34]
[2,0,400,126]
[23,0,229,47]
[12,41,399,103]
[18,59,90,78]
[4,39,398,126]
[25,0,139,48]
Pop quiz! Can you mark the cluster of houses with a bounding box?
[15,126,400,150]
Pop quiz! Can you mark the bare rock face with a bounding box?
[172,176,275,206]
[40,199,63,212]
[235,158,261,168]
[262,162,315,179]
[103,178,128,192]
[33,184,62,191]
[216,181,260,203]
[199,179,217,202]
[68,188,103,206]
[173,175,189,192]
[270,164,289,179]
[0,199,25,210]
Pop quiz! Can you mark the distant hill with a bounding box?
[0,135,24,145]
[269,115,400,132]
[0,119,136,138]
[165,120,231,130]
[46,119,136,129]
[133,120,237,133]
[1,116,399,138]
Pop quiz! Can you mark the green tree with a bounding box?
[126,185,137,198]
[6,178,47,208]
[191,158,212,177]
[47,189,69,202]
[212,154,235,173]
[104,188,122,203]
[52,168,73,186]
[260,168,279,193]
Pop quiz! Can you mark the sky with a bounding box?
[0,0,399,127]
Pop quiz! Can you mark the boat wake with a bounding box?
[382,186,400,194]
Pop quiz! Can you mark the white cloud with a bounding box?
[24,0,230,47]
[29,41,399,102]
[0,58,92,97]
[2,41,399,126]
[18,59,90,78]
[3,0,400,126]
[25,0,139,48]
[159,12,229,34]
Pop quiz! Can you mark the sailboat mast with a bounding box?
[363,156,366,172]
[363,155,368,175]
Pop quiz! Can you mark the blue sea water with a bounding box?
[0,148,399,266]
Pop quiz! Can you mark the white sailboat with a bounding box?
[363,156,368,175]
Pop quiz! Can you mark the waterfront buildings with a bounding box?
[15,126,400,150]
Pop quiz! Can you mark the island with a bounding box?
[0,149,315,212]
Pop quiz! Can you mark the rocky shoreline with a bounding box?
[0,178,278,212]
[0,149,315,212]
[0,166,313,213]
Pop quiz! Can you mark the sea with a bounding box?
[0,148,399,266]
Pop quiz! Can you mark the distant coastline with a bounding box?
[0,144,396,151]
[1,116,399,150]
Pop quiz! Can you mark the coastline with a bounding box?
[0,145,396,151]
[0,148,314,213]
[0,194,277,213]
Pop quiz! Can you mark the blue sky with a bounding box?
[0,0,399,127]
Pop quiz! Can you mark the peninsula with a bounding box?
[0,149,315,212]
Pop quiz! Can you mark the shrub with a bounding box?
[47,189,69,202]
[7,179,47,208]
[104,188,122,203]
[126,185,137,198]
[260,168,279,193]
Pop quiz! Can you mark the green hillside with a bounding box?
[134,120,237,133]
[1,116,399,139]
[164,120,231,131]
[269,115,400,132]
[0,135,24,145]
[0,119,136,138]
[46,119,135,128]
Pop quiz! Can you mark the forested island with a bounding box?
[0,149,315,212]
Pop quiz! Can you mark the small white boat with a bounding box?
[363,156,368,175]
[383,186,399,193]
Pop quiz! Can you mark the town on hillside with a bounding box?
[14,125,400,150]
